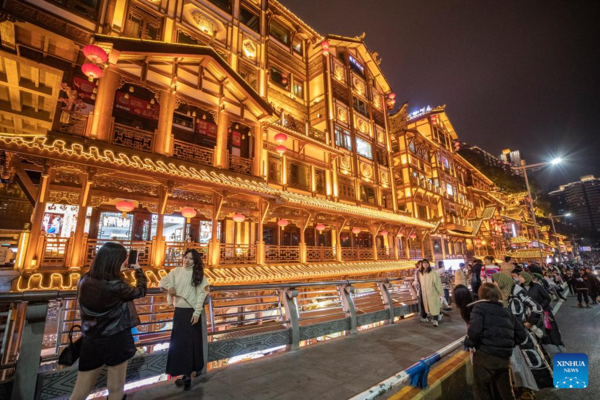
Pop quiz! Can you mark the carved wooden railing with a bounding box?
[305,245,336,262]
[112,123,154,153]
[308,128,326,143]
[377,247,395,260]
[228,154,253,175]
[164,242,209,267]
[39,234,72,268]
[219,244,256,265]
[409,248,423,260]
[58,111,90,136]
[172,140,214,167]
[341,247,374,261]
[84,239,152,267]
[264,245,301,263]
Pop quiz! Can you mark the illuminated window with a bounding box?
[269,20,290,45]
[239,63,258,90]
[360,185,376,204]
[446,183,454,196]
[208,0,232,13]
[334,125,352,151]
[125,6,162,40]
[356,136,373,160]
[348,54,365,77]
[240,5,260,33]
[353,97,368,117]
[47,0,100,19]
[288,162,311,190]
[293,80,304,99]
[292,38,303,55]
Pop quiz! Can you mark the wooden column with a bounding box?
[24,168,50,270]
[252,124,264,176]
[209,193,223,266]
[68,173,93,268]
[214,109,229,169]
[429,234,436,264]
[153,185,170,267]
[257,200,269,265]
[405,237,411,260]
[90,66,120,141]
[154,90,176,155]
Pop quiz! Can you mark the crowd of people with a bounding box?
[414,255,600,400]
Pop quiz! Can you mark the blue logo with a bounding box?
[554,353,588,389]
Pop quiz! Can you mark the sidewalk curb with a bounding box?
[389,351,471,400]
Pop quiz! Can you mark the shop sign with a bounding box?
[115,92,159,120]
[196,120,217,137]
[73,77,97,99]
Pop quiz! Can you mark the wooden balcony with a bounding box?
[58,111,91,136]
[39,234,72,268]
[172,140,214,167]
[84,239,152,267]
[220,244,256,265]
[228,154,253,175]
[164,242,208,267]
[265,245,301,263]
[341,247,374,261]
[112,123,154,153]
[376,247,395,260]
[306,246,336,262]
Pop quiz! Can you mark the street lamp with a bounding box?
[547,213,571,262]
[512,158,563,258]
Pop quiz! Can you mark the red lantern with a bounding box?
[274,133,288,143]
[397,232,404,238]
[232,213,246,223]
[352,227,361,235]
[82,44,108,64]
[380,230,388,236]
[321,40,330,56]
[388,93,396,100]
[81,63,103,82]
[181,207,197,223]
[281,75,288,85]
[276,145,287,155]
[409,233,417,240]
[315,223,326,232]
[116,200,135,218]
[277,219,289,229]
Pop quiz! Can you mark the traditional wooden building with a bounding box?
[0,0,434,289]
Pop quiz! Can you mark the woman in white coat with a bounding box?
[418,259,444,327]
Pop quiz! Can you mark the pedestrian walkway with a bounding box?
[129,310,467,400]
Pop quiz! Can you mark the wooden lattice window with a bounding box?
[338,177,355,200]
[125,5,162,40]
[268,155,282,184]
[315,169,326,195]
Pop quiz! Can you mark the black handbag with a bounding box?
[58,325,83,366]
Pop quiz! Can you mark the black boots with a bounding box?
[175,375,192,391]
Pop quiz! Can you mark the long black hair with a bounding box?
[184,249,205,286]
[421,259,432,273]
[453,284,474,324]
[89,242,128,281]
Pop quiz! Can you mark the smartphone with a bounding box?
[128,250,138,268]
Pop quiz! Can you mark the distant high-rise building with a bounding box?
[500,149,523,176]
[549,175,600,233]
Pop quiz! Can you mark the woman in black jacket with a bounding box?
[70,242,148,400]
[465,283,527,400]
[470,259,483,297]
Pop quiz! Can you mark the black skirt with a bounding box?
[79,329,136,371]
[166,307,204,376]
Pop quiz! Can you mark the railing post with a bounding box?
[378,282,395,324]
[282,288,300,350]
[12,300,49,400]
[340,284,357,334]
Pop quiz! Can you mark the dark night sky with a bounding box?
[283,0,600,189]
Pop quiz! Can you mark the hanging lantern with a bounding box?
[380,230,388,236]
[192,110,196,117]
[276,145,287,155]
[388,93,396,100]
[232,213,246,223]
[274,133,288,143]
[150,98,155,104]
[81,63,103,82]
[124,92,129,99]
[352,227,361,235]
[235,123,239,129]
[321,40,330,56]
[281,75,288,85]
[82,44,108,64]
[116,200,135,218]
[277,219,289,229]
[409,233,417,240]
[397,232,404,238]
[315,223,326,232]
[202,114,207,120]
[181,207,197,223]
[129,86,135,93]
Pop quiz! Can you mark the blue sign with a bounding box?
[554,353,588,389]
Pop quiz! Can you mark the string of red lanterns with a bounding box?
[81,44,108,82]
[321,40,330,56]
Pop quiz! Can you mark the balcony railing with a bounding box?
[228,154,253,175]
[265,245,301,263]
[164,242,208,267]
[58,111,90,136]
[308,128,326,143]
[39,234,72,268]
[341,247,374,261]
[409,248,423,260]
[219,244,256,265]
[112,123,154,153]
[377,247,395,260]
[306,245,336,262]
[172,140,214,167]
[84,239,152,267]
[0,277,418,399]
